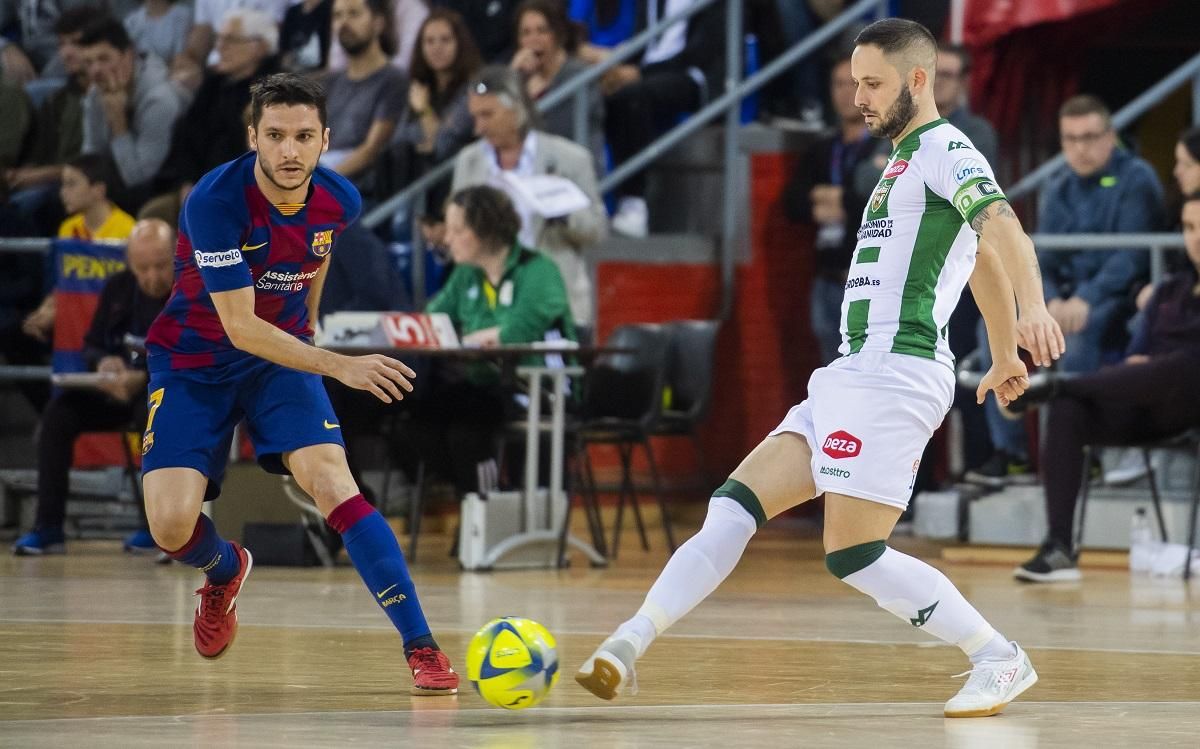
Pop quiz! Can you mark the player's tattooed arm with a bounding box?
[972,201,1066,367]
[969,199,1018,234]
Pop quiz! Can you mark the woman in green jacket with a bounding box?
[410,184,577,496]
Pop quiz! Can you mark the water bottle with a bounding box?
[1129,507,1154,573]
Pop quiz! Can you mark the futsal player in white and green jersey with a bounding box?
[576,18,1067,718]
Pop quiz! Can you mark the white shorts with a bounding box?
[768,351,955,510]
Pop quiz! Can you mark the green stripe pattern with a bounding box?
[712,478,767,529]
[825,540,887,579]
[890,185,961,359]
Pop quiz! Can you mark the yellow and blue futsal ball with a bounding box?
[466,616,560,710]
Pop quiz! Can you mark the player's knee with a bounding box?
[144,499,196,551]
[824,540,887,580]
[290,456,357,513]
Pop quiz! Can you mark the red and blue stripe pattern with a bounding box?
[146,152,361,372]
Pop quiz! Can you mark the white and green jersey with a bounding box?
[840,118,1006,368]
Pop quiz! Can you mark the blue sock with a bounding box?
[329,495,432,648]
[164,514,240,585]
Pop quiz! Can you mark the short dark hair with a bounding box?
[939,43,971,74]
[56,6,104,37]
[78,16,132,51]
[854,18,938,63]
[1179,127,1200,163]
[249,73,327,128]
[362,0,398,58]
[66,153,115,188]
[514,0,578,54]
[449,185,521,250]
[1059,94,1111,127]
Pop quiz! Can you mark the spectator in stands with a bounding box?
[1172,127,1200,210]
[0,0,98,83]
[934,44,996,165]
[58,153,136,241]
[511,0,605,176]
[393,8,480,175]
[0,79,31,172]
[79,17,184,212]
[328,0,426,75]
[279,0,331,72]
[8,154,136,382]
[12,219,174,556]
[172,0,288,91]
[782,53,874,365]
[431,0,517,63]
[322,0,408,199]
[1010,193,1200,583]
[570,0,637,61]
[452,65,606,331]
[601,0,722,237]
[388,7,480,244]
[140,8,279,225]
[932,42,999,480]
[123,0,193,63]
[410,184,577,499]
[968,94,1166,487]
[1,7,96,238]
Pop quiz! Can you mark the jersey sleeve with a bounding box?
[925,140,1006,225]
[182,188,254,293]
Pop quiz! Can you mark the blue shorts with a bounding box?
[141,357,344,500]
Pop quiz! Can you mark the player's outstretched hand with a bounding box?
[1016,306,1066,368]
[335,354,416,403]
[976,358,1029,407]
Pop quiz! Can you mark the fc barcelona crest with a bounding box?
[312,229,334,257]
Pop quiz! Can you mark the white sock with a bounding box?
[614,496,758,656]
[840,546,1005,660]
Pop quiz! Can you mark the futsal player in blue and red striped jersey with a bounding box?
[141,73,458,694]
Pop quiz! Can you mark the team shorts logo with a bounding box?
[142,431,154,454]
[883,159,909,179]
[194,248,244,268]
[819,465,851,479]
[311,229,334,257]
[822,430,861,459]
[953,158,988,185]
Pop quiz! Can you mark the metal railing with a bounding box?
[361,0,889,310]
[1029,232,1185,288]
[1008,51,1200,202]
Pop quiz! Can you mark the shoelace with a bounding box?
[194,584,228,624]
[409,647,444,672]
[950,663,1004,693]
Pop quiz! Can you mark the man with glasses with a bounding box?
[969,94,1166,488]
[141,8,280,226]
[933,45,997,165]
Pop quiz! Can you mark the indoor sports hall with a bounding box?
[2,1,1198,746]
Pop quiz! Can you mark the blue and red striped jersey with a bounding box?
[146,152,361,372]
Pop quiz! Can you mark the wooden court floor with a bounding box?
[2,527,1198,747]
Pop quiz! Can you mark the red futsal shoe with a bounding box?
[193,543,253,659]
[408,647,459,695]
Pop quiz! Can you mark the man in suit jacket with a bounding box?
[452,65,607,330]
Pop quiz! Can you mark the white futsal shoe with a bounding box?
[575,632,641,701]
[944,642,1038,718]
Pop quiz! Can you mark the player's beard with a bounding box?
[868,84,918,140]
[258,157,315,194]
